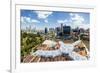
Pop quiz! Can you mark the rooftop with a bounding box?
[23,40,89,63]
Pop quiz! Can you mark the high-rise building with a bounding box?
[55,27,61,36]
[49,28,55,32]
[61,23,63,34]
[63,26,71,35]
[45,27,48,34]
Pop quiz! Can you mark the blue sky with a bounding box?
[21,10,90,30]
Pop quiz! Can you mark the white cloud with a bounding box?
[35,11,53,19]
[70,13,74,16]
[71,14,84,22]
[21,16,39,30]
[71,23,89,29]
[57,19,68,24]
[44,19,48,23]
[21,16,39,24]
[68,13,89,29]
[31,19,39,23]
[70,14,84,24]
[79,24,89,29]
[70,14,85,27]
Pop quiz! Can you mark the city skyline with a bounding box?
[21,10,90,30]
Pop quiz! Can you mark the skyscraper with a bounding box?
[56,27,61,36]
[61,23,63,34]
[63,26,71,35]
[45,27,48,34]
